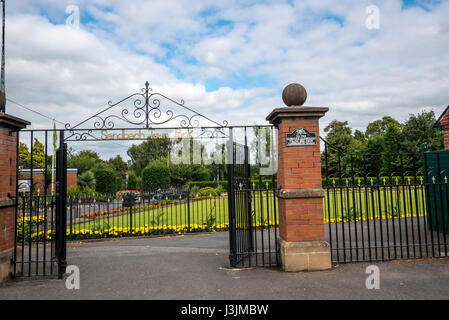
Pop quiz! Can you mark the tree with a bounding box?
[18,139,45,168]
[141,160,171,192]
[31,139,46,168]
[401,111,444,171]
[78,170,96,189]
[68,150,103,175]
[127,171,139,190]
[382,124,404,173]
[108,155,128,175]
[365,116,401,139]
[360,136,384,174]
[322,120,355,175]
[170,163,210,187]
[19,142,30,168]
[127,137,172,176]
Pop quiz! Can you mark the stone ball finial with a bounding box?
[282,83,307,107]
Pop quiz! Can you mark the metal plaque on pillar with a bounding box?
[286,128,317,146]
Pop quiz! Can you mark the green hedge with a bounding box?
[142,161,171,192]
[188,181,227,189]
[322,176,423,187]
[92,168,117,194]
[127,171,139,190]
[188,179,277,190]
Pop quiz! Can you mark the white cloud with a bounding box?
[3,0,449,160]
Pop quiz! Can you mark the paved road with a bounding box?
[0,232,448,300]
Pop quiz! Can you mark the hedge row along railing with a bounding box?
[187,176,425,190]
[188,179,277,190]
[323,176,425,187]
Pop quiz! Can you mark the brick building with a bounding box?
[19,168,78,193]
[435,105,449,150]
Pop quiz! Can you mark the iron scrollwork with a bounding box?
[64,81,228,141]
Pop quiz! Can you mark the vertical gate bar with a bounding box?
[436,152,447,256]
[35,194,39,275]
[422,146,435,256]
[444,169,449,256]
[227,128,236,267]
[69,196,73,236]
[272,173,279,265]
[359,177,365,262]
[56,130,67,279]
[371,175,378,261]
[337,151,346,262]
[21,193,25,276]
[400,154,410,259]
[187,194,191,232]
[245,128,253,262]
[265,182,271,266]
[350,155,359,262]
[366,176,372,261]
[388,171,397,259]
[271,126,279,265]
[13,130,19,277]
[431,167,441,256]
[43,130,48,276]
[413,174,423,258]
[29,131,33,276]
[407,174,416,258]
[376,173,385,261]
[346,157,353,262]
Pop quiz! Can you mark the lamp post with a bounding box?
[0,0,5,113]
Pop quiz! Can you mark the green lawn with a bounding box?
[324,186,427,222]
[69,186,428,236]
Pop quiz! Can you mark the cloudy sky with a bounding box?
[3,0,449,160]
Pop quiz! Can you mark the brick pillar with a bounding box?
[0,112,30,283]
[266,83,331,271]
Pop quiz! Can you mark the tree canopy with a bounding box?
[322,111,443,175]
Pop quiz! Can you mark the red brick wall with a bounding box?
[442,112,449,150]
[21,171,77,193]
[0,207,14,252]
[67,172,77,189]
[0,128,18,253]
[277,116,325,243]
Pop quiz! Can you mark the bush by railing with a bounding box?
[188,179,277,190]
[322,175,424,187]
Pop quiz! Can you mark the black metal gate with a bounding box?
[227,135,279,268]
[11,82,281,279]
[12,130,67,279]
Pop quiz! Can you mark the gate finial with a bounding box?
[282,83,307,107]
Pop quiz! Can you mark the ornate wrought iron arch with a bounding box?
[64,81,228,141]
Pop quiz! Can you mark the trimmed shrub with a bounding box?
[188,181,227,190]
[141,161,171,192]
[187,179,277,190]
[127,171,138,190]
[92,168,117,194]
[78,170,96,189]
[197,187,220,197]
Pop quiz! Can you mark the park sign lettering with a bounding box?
[101,129,169,140]
[286,128,317,146]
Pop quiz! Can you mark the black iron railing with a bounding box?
[322,138,449,263]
